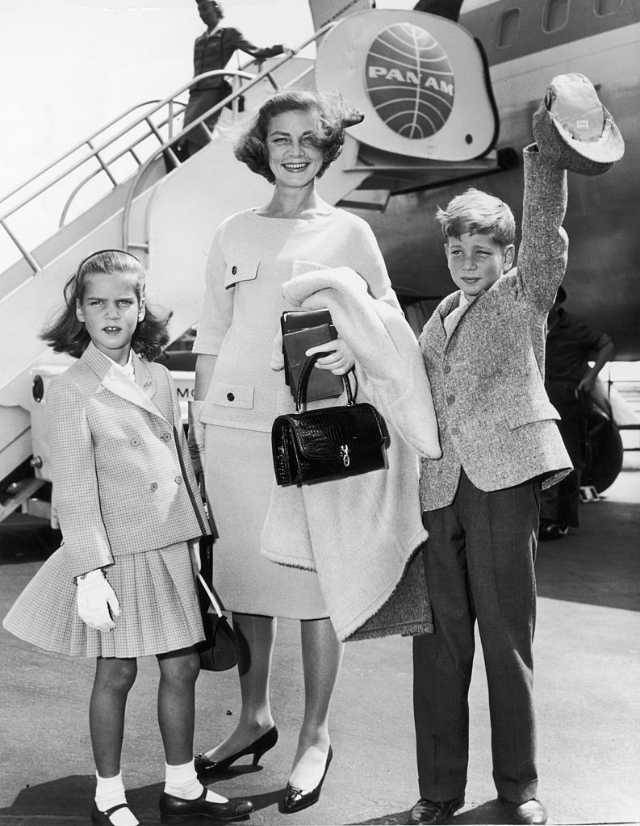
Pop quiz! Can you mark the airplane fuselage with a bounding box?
[369,0,640,359]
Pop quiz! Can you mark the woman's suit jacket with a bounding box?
[46,343,206,579]
[419,148,572,511]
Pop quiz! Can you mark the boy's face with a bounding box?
[444,232,515,300]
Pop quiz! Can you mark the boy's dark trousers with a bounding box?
[413,469,540,804]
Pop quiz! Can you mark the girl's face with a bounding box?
[76,271,144,365]
[266,110,324,190]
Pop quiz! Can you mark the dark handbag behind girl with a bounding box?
[196,536,239,672]
[173,427,239,671]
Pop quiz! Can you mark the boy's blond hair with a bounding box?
[436,187,516,247]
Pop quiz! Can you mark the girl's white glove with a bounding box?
[75,569,120,632]
[187,400,206,481]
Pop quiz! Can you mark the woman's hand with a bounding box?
[187,400,206,486]
[306,339,355,376]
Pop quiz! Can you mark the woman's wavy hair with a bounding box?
[234,90,363,183]
[41,250,171,361]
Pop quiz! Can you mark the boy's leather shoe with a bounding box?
[499,796,548,825]
[159,789,254,822]
[538,523,569,541]
[408,796,464,824]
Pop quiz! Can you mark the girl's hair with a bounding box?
[41,250,171,361]
[234,90,363,183]
[436,187,516,248]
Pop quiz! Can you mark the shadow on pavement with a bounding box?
[0,513,60,566]
[353,798,510,825]
[0,775,266,825]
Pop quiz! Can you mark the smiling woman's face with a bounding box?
[266,110,324,191]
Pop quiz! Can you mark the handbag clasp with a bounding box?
[340,444,350,467]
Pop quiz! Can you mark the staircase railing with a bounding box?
[121,22,336,251]
[0,22,335,281]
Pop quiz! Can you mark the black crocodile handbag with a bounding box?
[271,354,388,486]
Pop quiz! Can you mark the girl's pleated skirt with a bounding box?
[3,541,205,658]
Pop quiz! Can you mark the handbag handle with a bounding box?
[295,353,355,412]
[197,572,224,618]
[172,427,228,619]
[173,426,210,536]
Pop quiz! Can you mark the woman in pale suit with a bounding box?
[190,90,402,813]
[3,251,253,826]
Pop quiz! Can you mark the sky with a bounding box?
[0,0,312,191]
[0,0,416,192]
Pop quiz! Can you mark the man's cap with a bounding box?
[532,73,624,176]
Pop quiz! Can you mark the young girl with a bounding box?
[3,250,254,826]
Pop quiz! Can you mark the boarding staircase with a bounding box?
[0,9,501,519]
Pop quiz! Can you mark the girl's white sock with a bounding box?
[164,760,228,803]
[95,772,139,826]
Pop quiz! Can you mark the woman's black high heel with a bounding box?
[279,746,333,814]
[195,725,278,778]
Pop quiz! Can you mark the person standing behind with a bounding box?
[179,0,292,158]
[538,285,615,540]
[3,251,254,826]
[410,74,624,825]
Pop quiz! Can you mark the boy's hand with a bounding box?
[76,569,120,632]
[306,339,354,375]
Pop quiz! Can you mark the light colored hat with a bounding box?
[532,73,624,175]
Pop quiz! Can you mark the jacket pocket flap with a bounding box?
[224,260,259,289]
[210,382,255,410]
[507,401,559,430]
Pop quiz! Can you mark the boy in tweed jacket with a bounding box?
[409,75,624,826]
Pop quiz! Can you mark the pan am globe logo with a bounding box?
[365,23,455,139]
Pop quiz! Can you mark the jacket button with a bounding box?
[175,476,183,485]
[150,482,159,491]
[446,394,455,405]
[231,265,237,275]
[161,432,171,441]
[443,365,451,374]
[227,392,235,401]
[450,427,460,436]
[130,438,140,447]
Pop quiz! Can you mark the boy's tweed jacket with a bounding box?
[46,343,207,579]
[419,147,572,511]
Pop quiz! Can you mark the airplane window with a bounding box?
[594,0,622,15]
[497,8,521,48]
[543,0,569,32]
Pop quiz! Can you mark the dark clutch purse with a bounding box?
[281,309,344,402]
[272,354,388,486]
[196,535,239,672]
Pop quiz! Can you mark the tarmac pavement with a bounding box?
[1,456,639,825]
